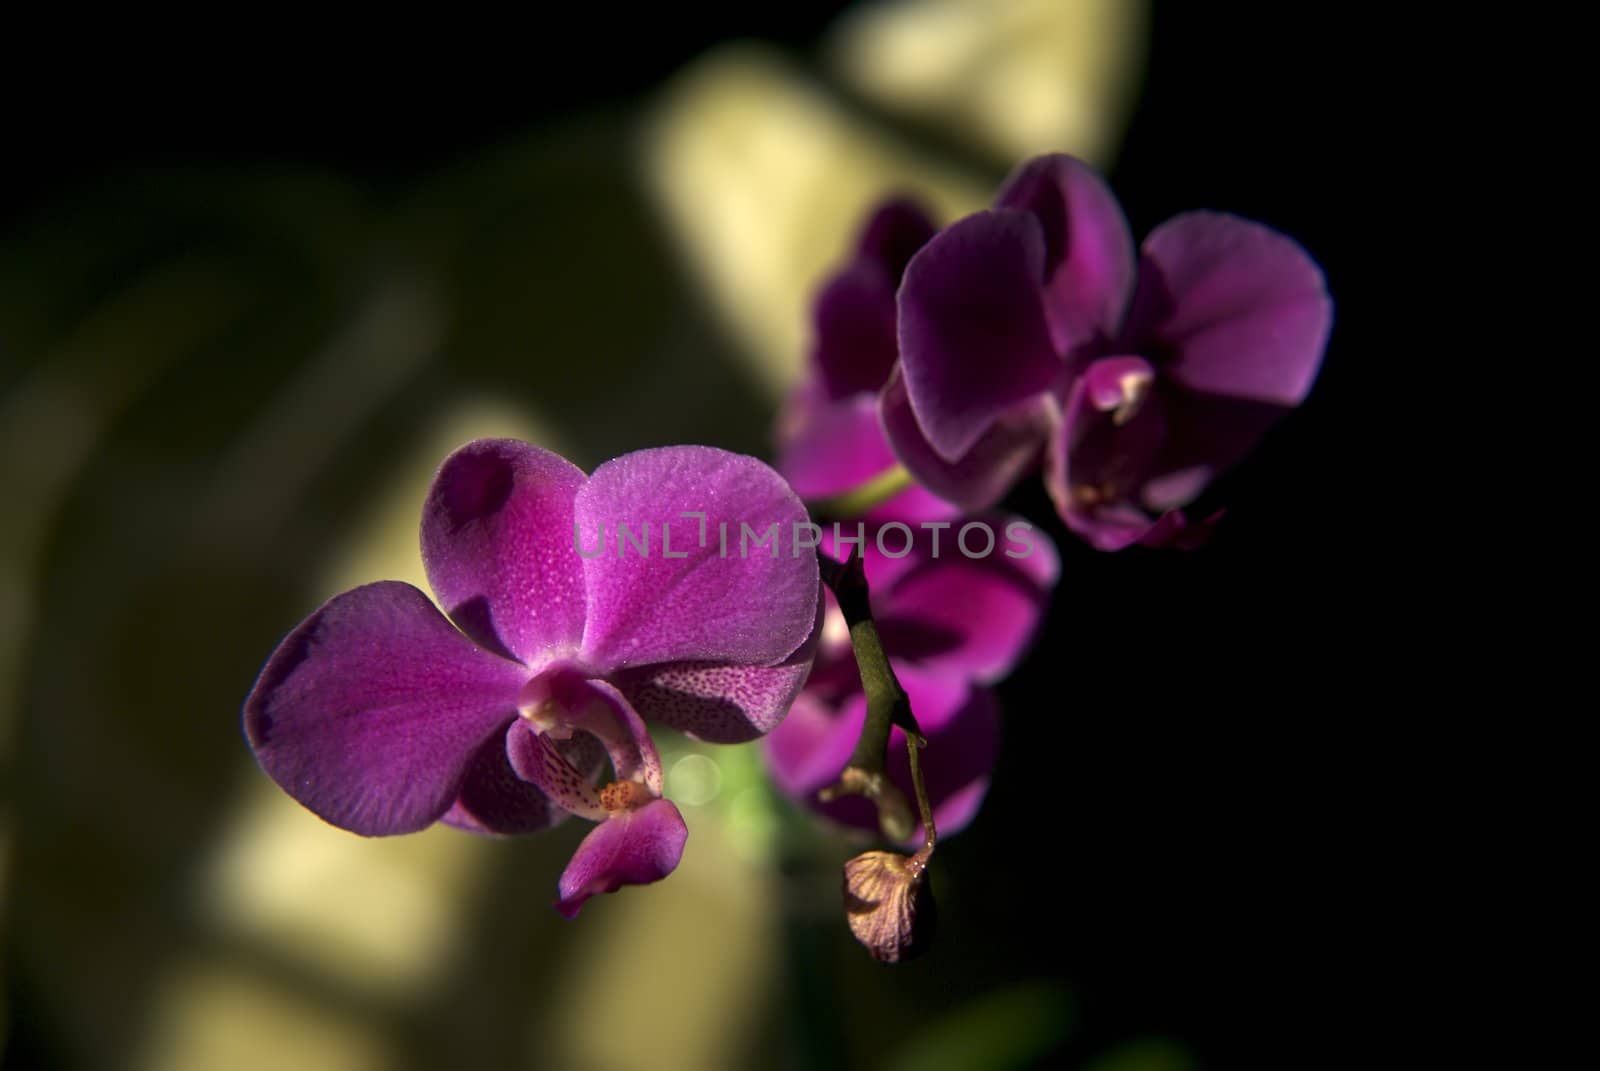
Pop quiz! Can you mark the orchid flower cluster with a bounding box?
[244,153,1329,953]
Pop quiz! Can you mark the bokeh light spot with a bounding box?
[668,753,724,806]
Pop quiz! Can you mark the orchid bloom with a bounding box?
[763,517,1057,843]
[775,197,953,523]
[880,153,1333,549]
[244,440,820,916]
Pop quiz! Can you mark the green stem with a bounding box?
[816,547,929,843]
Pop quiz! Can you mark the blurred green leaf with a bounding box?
[885,982,1074,1071]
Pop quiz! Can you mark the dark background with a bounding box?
[4,5,1368,1069]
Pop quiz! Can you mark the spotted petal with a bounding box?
[612,599,821,743]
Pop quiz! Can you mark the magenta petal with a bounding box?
[1128,211,1332,407]
[776,390,957,524]
[244,582,529,836]
[554,799,689,918]
[422,439,588,665]
[443,729,605,835]
[897,209,1064,461]
[1044,440,1161,550]
[808,197,936,399]
[854,195,938,281]
[778,391,898,503]
[880,367,1055,510]
[1053,503,1220,553]
[575,446,819,671]
[995,153,1137,357]
[812,261,900,400]
[874,518,1059,683]
[442,728,563,836]
[613,600,821,743]
[762,691,864,803]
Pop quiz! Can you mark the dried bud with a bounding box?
[842,849,936,962]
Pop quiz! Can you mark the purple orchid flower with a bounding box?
[763,516,1057,842]
[880,153,1333,550]
[244,440,820,917]
[775,197,954,524]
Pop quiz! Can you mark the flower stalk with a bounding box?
[816,548,934,850]
[819,545,942,962]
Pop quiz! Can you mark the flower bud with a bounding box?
[842,849,936,962]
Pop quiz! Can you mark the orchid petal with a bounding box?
[995,153,1137,357]
[554,799,689,918]
[1044,362,1171,550]
[422,438,588,664]
[812,261,900,400]
[880,367,1055,510]
[1127,211,1331,407]
[854,195,938,282]
[896,209,1064,461]
[761,691,863,804]
[244,581,528,836]
[576,446,819,671]
[613,599,821,743]
[776,390,957,524]
[809,196,937,399]
[524,669,666,795]
[440,729,560,836]
[872,519,1059,683]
